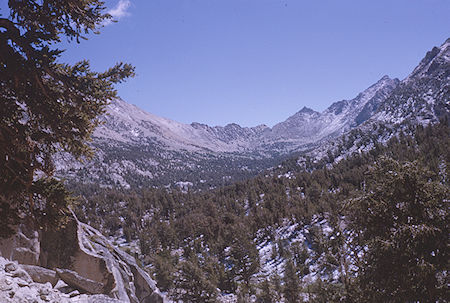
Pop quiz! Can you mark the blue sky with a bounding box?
[9,1,450,127]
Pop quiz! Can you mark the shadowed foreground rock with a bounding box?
[0,214,166,303]
[0,256,128,302]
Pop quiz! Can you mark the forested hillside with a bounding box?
[71,121,449,302]
[2,1,447,302]
[57,38,449,191]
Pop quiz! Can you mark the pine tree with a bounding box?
[348,157,449,302]
[283,258,301,303]
[0,0,134,236]
[173,255,218,303]
[227,226,260,290]
[257,277,279,303]
[153,250,176,292]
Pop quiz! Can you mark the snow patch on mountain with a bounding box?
[57,38,449,189]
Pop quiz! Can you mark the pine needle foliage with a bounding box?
[348,157,449,302]
[0,0,135,235]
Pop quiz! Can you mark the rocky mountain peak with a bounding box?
[296,106,318,115]
[224,123,242,130]
[253,124,270,132]
[355,75,398,101]
[406,38,449,82]
[373,38,449,125]
[190,122,209,129]
[375,75,398,86]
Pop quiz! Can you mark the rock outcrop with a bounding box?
[0,222,40,266]
[0,214,166,303]
[0,256,127,303]
[21,264,58,286]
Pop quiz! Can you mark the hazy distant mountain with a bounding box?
[94,99,269,153]
[261,75,400,152]
[56,39,449,189]
[374,38,449,124]
[306,38,449,165]
[93,74,399,154]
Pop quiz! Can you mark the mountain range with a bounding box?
[56,38,449,189]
